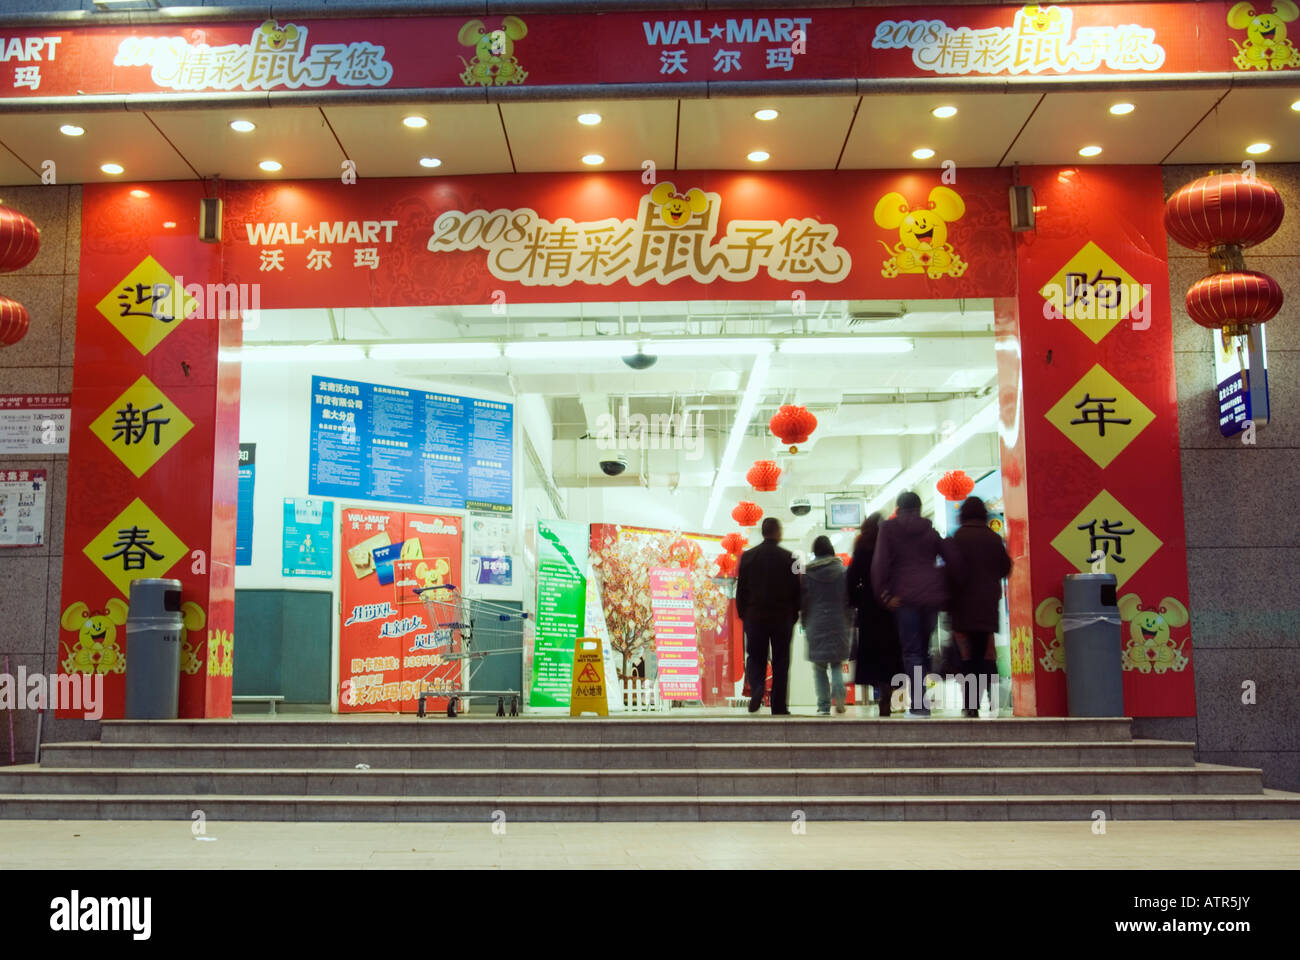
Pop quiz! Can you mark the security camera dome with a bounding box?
[789,497,812,517]
[622,352,658,370]
[599,455,629,477]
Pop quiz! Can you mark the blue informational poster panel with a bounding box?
[236,443,255,566]
[282,498,334,578]
[308,375,513,513]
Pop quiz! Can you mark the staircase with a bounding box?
[3,716,1298,821]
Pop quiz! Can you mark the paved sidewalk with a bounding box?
[1,820,1297,869]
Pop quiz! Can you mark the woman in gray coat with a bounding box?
[801,535,853,715]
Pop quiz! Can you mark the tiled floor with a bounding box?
[2,820,1297,869]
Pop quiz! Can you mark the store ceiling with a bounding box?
[0,86,1296,184]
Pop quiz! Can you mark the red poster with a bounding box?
[338,507,463,713]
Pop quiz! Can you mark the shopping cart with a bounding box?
[414,583,528,718]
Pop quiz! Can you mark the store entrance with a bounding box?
[231,297,1009,717]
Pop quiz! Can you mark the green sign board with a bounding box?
[529,519,588,708]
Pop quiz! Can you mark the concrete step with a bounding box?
[2,791,1298,822]
[39,739,1196,770]
[0,764,1263,798]
[99,716,1135,745]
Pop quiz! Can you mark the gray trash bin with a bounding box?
[124,578,184,720]
[1062,572,1124,717]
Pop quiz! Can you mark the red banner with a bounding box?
[338,507,462,713]
[0,4,1266,100]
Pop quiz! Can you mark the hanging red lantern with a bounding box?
[1185,271,1283,338]
[714,552,739,578]
[0,207,40,274]
[836,552,851,566]
[936,469,975,502]
[720,532,748,556]
[746,459,781,492]
[768,404,817,453]
[731,501,763,527]
[1164,173,1284,256]
[0,296,29,347]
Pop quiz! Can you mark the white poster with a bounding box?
[0,469,46,547]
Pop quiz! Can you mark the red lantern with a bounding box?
[731,501,763,527]
[1164,173,1284,254]
[714,552,739,578]
[768,404,817,453]
[667,537,703,568]
[1185,271,1283,338]
[720,533,748,555]
[746,459,781,492]
[0,296,29,347]
[836,552,851,566]
[936,470,975,502]
[0,207,39,274]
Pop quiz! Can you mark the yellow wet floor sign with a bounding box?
[570,636,608,717]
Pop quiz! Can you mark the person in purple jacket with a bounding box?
[870,491,952,717]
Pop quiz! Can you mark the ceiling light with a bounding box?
[754,109,779,121]
[370,342,502,360]
[258,160,282,172]
[229,120,255,133]
[778,337,913,355]
[747,150,770,163]
[59,124,84,137]
[582,153,605,166]
[912,147,935,160]
[505,339,636,360]
[1292,100,1300,112]
[162,221,176,229]
[129,189,150,199]
[1246,142,1271,155]
[100,163,124,175]
[577,113,602,126]
[402,115,428,129]
[1108,103,1135,116]
[1078,145,1103,157]
[224,345,367,363]
[419,157,442,169]
[703,349,772,529]
[650,339,772,356]
[931,106,957,119]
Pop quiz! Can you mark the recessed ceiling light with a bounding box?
[129,189,149,199]
[1292,100,1300,112]
[754,109,779,121]
[162,221,176,229]
[1078,145,1103,157]
[912,147,935,160]
[229,119,255,133]
[100,163,124,175]
[258,160,282,172]
[402,115,427,129]
[1109,103,1135,116]
[931,106,957,119]
[747,150,770,162]
[59,124,84,137]
[1246,142,1271,155]
[582,153,605,165]
[577,113,602,126]
[419,157,442,168]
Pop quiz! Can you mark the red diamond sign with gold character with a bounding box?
[1050,489,1162,590]
[84,497,189,597]
[1039,241,1145,344]
[88,375,195,478]
[1044,363,1155,469]
[94,254,200,356]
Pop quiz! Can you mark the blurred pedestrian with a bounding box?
[847,513,902,716]
[944,496,1013,717]
[736,517,801,715]
[801,535,853,715]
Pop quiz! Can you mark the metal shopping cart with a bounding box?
[414,584,528,718]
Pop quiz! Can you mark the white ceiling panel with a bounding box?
[150,107,343,181]
[499,99,676,173]
[1004,88,1227,166]
[0,144,38,186]
[678,96,858,170]
[0,111,195,183]
[324,103,512,178]
[1163,86,1300,165]
[841,92,1040,169]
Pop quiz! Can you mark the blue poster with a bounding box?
[282,498,334,578]
[308,376,513,513]
[236,443,255,566]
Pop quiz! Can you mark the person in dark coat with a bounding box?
[801,536,852,715]
[945,496,1013,717]
[846,513,902,716]
[871,491,952,717]
[736,517,801,715]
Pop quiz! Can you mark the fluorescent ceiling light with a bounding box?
[912,147,935,160]
[1292,100,1300,112]
[370,342,501,360]
[931,106,957,119]
[59,124,84,137]
[419,157,442,168]
[577,113,602,126]
[505,339,636,359]
[224,345,367,363]
[229,120,255,132]
[649,339,772,356]
[582,154,605,166]
[703,348,772,529]
[258,159,282,172]
[754,109,779,121]
[779,337,913,355]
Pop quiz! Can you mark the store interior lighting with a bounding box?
[702,347,772,529]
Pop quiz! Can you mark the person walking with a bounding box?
[945,496,1013,717]
[801,535,853,716]
[871,491,951,718]
[846,513,902,716]
[736,517,801,715]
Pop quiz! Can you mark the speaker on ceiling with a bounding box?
[199,197,222,243]
[1009,184,1035,233]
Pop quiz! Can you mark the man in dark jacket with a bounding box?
[945,496,1013,716]
[736,517,801,715]
[871,491,951,717]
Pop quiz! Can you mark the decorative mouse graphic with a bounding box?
[1228,1,1300,69]
[1033,596,1066,672]
[650,183,709,229]
[178,602,208,676]
[1021,4,1064,33]
[458,17,528,86]
[60,599,129,675]
[257,20,300,52]
[873,185,969,279]
[1118,594,1191,673]
[415,557,452,589]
